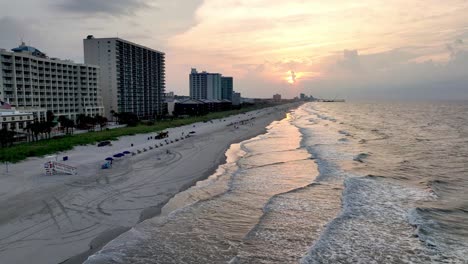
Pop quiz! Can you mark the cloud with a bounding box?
[447,38,466,57]
[302,44,468,100]
[0,17,42,50]
[55,0,153,16]
[333,48,423,75]
[2,0,468,99]
[338,49,360,71]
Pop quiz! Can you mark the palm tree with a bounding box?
[0,128,14,147]
[95,115,108,131]
[58,116,75,135]
[64,119,75,135]
[76,114,87,129]
[110,110,117,123]
[46,110,55,122]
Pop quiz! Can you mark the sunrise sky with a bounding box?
[1,0,467,99]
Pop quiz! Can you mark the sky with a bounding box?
[1,0,467,100]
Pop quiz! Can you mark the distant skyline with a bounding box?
[1,0,467,99]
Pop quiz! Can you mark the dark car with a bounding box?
[97,141,111,147]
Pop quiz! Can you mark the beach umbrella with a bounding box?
[123,151,131,154]
[105,157,113,161]
[113,154,123,158]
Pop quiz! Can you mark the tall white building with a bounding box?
[0,43,103,121]
[189,68,222,100]
[83,36,166,120]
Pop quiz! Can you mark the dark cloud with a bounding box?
[305,47,468,100]
[55,0,153,16]
[334,48,422,75]
[447,38,466,57]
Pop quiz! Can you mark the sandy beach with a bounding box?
[0,104,296,264]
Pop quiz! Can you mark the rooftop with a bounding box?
[11,42,47,58]
[85,35,165,55]
[190,68,221,75]
[0,109,33,116]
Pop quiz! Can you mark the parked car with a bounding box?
[97,141,111,147]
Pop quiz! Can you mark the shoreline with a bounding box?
[0,103,299,264]
[62,117,275,264]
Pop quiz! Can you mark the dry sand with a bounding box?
[0,104,296,264]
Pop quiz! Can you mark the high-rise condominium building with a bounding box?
[221,77,233,101]
[189,68,222,100]
[0,43,103,121]
[83,36,166,120]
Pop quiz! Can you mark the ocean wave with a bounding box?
[232,182,342,263]
[301,177,453,264]
[409,207,468,262]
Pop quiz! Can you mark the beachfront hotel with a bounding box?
[190,68,223,100]
[273,93,282,102]
[221,76,233,101]
[0,102,34,132]
[83,36,166,120]
[0,43,104,121]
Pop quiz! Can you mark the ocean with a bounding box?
[85,102,468,263]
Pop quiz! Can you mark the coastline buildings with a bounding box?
[0,101,34,131]
[0,109,34,132]
[189,69,236,103]
[165,91,175,99]
[232,92,241,106]
[0,43,103,121]
[189,68,222,100]
[83,36,166,119]
[273,94,282,102]
[221,77,233,100]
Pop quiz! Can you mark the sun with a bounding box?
[286,70,297,84]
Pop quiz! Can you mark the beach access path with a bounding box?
[0,104,295,264]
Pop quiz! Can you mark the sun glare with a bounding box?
[286,70,297,84]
